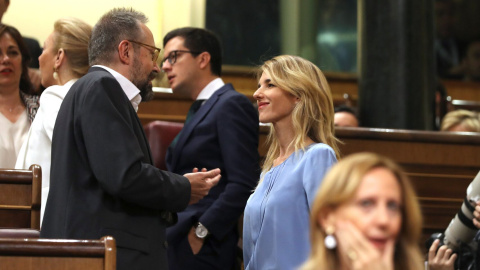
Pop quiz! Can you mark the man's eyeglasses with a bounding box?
[127,40,161,63]
[161,50,201,68]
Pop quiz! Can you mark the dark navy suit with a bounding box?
[166,83,260,270]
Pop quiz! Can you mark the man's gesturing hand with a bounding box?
[184,168,221,205]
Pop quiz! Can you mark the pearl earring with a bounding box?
[324,225,337,249]
[53,67,59,81]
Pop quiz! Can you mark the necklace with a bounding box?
[2,103,23,114]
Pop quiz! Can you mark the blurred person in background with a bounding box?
[0,24,38,168]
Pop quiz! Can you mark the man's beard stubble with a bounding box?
[131,57,156,102]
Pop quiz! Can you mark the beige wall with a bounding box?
[3,0,205,48]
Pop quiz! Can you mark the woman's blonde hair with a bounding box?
[300,152,424,270]
[259,55,341,174]
[440,109,480,132]
[52,17,92,78]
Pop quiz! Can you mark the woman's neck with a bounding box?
[0,89,25,122]
[272,119,314,166]
[57,70,77,86]
[273,120,296,161]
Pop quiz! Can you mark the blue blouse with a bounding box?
[243,143,337,270]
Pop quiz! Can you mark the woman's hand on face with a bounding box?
[335,220,394,270]
[427,239,456,270]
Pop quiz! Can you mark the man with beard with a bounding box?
[40,8,221,270]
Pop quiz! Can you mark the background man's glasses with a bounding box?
[161,50,201,68]
[128,40,161,63]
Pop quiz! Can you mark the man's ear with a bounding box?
[198,52,211,70]
[118,40,131,64]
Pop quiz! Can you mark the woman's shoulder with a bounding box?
[305,143,335,156]
[41,85,67,98]
[296,143,337,167]
[40,81,76,102]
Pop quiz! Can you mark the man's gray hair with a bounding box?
[88,8,148,66]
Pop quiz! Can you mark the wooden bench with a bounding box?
[0,236,116,270]
[0,165,41,230]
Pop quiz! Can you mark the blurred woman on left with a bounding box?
[0,24,38,168]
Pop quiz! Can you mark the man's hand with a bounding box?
[427,239,456,270]
[184,168,221,205]
[188,226,204,254]
[473,201,480,229]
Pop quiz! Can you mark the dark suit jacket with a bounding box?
[40,67,191,270]
[166,83,260,269]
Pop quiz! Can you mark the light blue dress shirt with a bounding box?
[243,143,337,270]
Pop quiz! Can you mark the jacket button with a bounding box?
[164,241,168,248]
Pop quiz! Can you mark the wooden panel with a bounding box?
[0,210,30,228]
[443,80,480,101]
[0,236,116,270]
[0,165,41,230]
[334,127,480,242]
[220,66,480,103]
[0,183,31,205]
[0,256,103,270]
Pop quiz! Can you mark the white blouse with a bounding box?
[0,110,29,168]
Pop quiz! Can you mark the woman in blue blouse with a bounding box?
[243,55,340,270]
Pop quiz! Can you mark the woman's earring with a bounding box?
[324,226,337,249]
[53,67,59,81]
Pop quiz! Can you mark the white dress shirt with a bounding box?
[196,78,225,102]
[94,65,142,111]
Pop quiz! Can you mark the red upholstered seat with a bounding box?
[143,121,184,170]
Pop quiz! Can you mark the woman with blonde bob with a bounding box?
[440,109,480,132]
[243,55,340,270]
[300,152,424,270]
[16,17,92,225]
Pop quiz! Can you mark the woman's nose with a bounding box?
[375,205,392,225]
[0,53,10,62]
[253,88,262,100]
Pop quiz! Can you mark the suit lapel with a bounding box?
[170,85,231,170]
[93,66,154,165]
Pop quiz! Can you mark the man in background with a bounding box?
[162,27,260,270]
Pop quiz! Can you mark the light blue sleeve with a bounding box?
[302,144,337,210]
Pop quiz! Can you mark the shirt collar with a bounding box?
[93,65,142,102]
[196,78,225,100]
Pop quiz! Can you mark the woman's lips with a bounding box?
[0,68,12,75]
[257,102,269,110]
[369,238,388,250]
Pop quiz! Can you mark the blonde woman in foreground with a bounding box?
[301,152,424,270]
[243,55,340,270]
